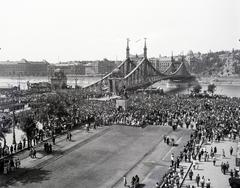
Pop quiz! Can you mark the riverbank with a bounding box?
[198,76,240,86]
[0,76,100,89]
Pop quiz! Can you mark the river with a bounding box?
[154,80,240,98]
[1,76,240,97]
[0,76,102,90]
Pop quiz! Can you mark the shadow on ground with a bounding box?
[37,149,64,156]
[125,184,145,188]
[2,168,51,187]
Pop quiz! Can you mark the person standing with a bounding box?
[52,135,56,145]
[29,147,33,158]
[86,123,89,132]
[196,174,200,187]
[10,145,13,154]
[200,176,205,188]
[222,163,226,174]
[171,153,174,167]
[176,176,180,188]
[189,169,194,180]
[10,158,15,171]
[23,138,26,148]
[230,169,234,178]
[206,179,211,188]
[155,182,160,188]
[33,148,37,158]
[198,153,201,162]
[66,132,69,141]
[213,156,216,166]
[123,175,127,187]
[134,175,139,187]
[180,166,184,179]
[131,176,136,188]
[176,157,180,168]
[222,149,225,158]
[214,146,217,154]
[226,161,229,172]
[230,146,233,155]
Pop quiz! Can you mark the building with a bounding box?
[84,61,99,75]
[149,55,186,73]
[49,61,86,76]
[84,59,116,75]
[0,61,19,76]
[150,56,173,73]
[49,63,74,76]
[98,59,116,75]
[149,57,160,70]
[51,59,116,76]
[0,59,49,76]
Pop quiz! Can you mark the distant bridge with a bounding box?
[84,39,195,93]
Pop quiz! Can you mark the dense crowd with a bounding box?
[1,90,240,184]
[1,92,240,156]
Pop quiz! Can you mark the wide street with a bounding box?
[1,125,192,188]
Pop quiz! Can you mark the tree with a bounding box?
[207,83,216,95]
[0,129,6,147]
[20,113,36,148]
[192,84,202,94]
[0,116,10,148]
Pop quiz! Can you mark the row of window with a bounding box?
[0,72,48,76]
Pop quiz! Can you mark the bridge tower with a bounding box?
[126,38,130,59]
[144,38,147,58]
[171,51,174,61]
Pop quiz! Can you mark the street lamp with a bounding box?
[12,108,16,145]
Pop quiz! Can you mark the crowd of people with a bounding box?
[0,139,27,158]
[158,129,202,188]
[1,157,21,175]
[1,88,240,187]
[184,134,238,188]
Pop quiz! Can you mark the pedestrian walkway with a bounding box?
[182,138,238,188]
[0,126,110,187]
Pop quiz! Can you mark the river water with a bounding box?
[1,76,240,97]
[154,81,240,98]
[0,76,102,90]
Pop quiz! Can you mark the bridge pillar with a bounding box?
[109,78,123,95]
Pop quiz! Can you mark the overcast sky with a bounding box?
[0,0,239,63]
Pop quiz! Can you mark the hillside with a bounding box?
[187,50,240,77]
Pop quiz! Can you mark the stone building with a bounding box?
[0,59,49,76]
[49,62,85,76]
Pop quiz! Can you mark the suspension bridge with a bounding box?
[84,39,195,93]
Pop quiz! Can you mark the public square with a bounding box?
[1,125,191,188]
[1,1,240,188]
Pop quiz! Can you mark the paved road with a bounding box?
[3,125,192,188]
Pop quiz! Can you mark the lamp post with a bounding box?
[75,63,78,89]
[12,109,16,145]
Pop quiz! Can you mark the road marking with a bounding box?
[162,136,183,160]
